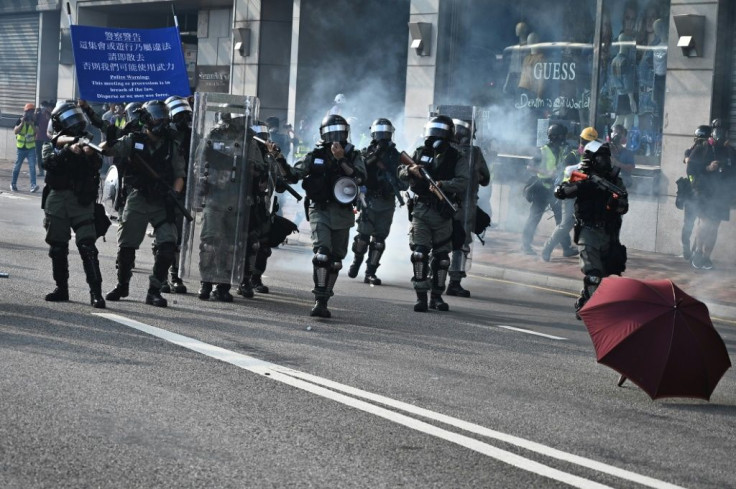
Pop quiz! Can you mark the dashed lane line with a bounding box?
[95,312,685,489]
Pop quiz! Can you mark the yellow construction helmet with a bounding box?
[580,127,598,142]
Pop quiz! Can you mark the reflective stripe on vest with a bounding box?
[16,123,36,149]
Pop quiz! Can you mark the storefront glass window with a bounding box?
[596,0,670,166]
[444,0,670,171]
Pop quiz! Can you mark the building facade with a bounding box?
[1,0,733,260]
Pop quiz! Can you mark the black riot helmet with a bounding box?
[319,114,350,143]
[694,125,712,140]
[452,118,473,145]
[251,120,270,140]
[581,140,613,175]
[164,96,192,126]
[122,102,143,133]
[51,101,87,136]
[141,100,170,136]
[370,118,395,142]
[424,115,454,141]
[547,123,567,145]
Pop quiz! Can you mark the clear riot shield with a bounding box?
[179,93,258,286]
[435,104,478,275]
[101,165,119,219]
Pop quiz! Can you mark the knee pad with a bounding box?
[432,251,451,270]
[584,270,602,297]
[119,246,136,262]
[330,260,343,273]
[352,235,369,255]
[250,240,261,252]
[49,242,69,259]
[77,239,98,259]
[369,239,386,252]
[411,245,430,264]
[312,246,331,267]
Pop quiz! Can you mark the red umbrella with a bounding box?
[579,276,731,400]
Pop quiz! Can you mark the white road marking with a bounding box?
[0,194,29,200]
[496,325,567,340]
[95,313,684,489]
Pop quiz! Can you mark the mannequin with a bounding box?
[637,13,658,143]
[504,22,529,96]
[518,32,544,99]
[610,33,637,130]
[652,18,667,118]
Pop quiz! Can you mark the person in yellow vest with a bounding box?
[11,103,39,192]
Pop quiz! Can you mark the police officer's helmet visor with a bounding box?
[166,98,191,120]
[453,119,471,141]
[370,123,394,141]
[145,104,168,125]
[251,123,270,140]
[321,123,349,142]
[424,121,453,139]
[55,106,87,133]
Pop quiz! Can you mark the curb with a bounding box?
[470,263,736,324]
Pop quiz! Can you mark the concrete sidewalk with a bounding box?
[2,156,733,321]
[468,228,736,322]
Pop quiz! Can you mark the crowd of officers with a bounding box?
[36,97,494,319]
[37,95,640,320]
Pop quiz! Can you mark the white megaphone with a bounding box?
[333,176,358,204]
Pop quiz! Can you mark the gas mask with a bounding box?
[148,121,169,138]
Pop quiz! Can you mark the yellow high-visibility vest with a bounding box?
[16,122,36,149]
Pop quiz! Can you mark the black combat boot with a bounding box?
[364,263,382,285]
[414,291,428,312]
[145,287,168,307]
[198,282,213,300]
[170,274,187,293]
[78,240,106,309]
[251,274,269,293]
[310,297,331,318]
[46,243,70,302]
[106,247,135,301]
[429,294,449,311]
[446,280,470,297]
[237,275,254,298]
[211,284,234,302]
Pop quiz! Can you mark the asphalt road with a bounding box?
[1,190,735,489]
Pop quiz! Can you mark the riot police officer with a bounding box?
[280,114,367,318]
[347,118,406,285]
[41,101,106,308]
[446,118,490,298]
[555,141,628,317]
[236,120,287,298]
[196,114,256,302]
[521,123,573,255]
[688,119,736,269]
[398,115,469,312]
[101,100,186,307]
[158,95,193,294]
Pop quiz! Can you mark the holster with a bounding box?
[41,185,50,210]
[573,221,582,245]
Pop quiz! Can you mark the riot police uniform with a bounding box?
[103,100,186,307]
[348,118,406,285]
[236,121,286,298]
[41,102,106,308]
[398,115,469,312]
[158,96,192,294]
[555,141,628,317]
[281,114,367,318]
[447,118,490,298]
